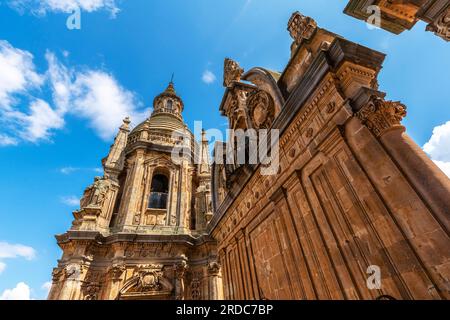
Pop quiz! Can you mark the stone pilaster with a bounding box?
[207,261,223,300]
[121,150,146,227]
[106,264,126,300]
[357,95,450,232]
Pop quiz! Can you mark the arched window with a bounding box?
[166,99,173,111]
[148,174,169,209]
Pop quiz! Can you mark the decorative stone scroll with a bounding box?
[357,96,407,138]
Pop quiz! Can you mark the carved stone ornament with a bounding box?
[52,268,64,282]
[426,7,450,42]
[287,11,318,45]
[207,261,221,276]
[223,58,244,88]
[191,278,201,300]
[247,90,275,129]
[108,264,126,281]
[64,264,83,280]
[357,96,407,138]
[134,264,164,292]
[80,176,111,208]
[82,283,100,300]
[175,260,188,279]
[229,89,250,130]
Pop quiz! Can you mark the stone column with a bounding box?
[166,170,174,226]
[218,248,230,300]
[207,261,223,300]
[357,97,450,231]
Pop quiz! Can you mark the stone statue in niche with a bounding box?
[223,58,244,87]
[80,177,111,208]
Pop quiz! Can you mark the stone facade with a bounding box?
[344,0,450,42]
[50,12,450,300]
[209,12,450,300]
[48,83,222,300]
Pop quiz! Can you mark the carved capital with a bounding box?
[288,11,317,45]
[426,7,450,42]
[207,261,221,276]
[357,96,407,138]
[108,264,126,281]
[223,58,244,88]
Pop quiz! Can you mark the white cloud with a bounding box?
[0,242,36,260]
[0,242,36,276]
[41,281,52,296]
[8,0,120,17]
[0,42,145,146]
[46,51,146,140]
[433,160,450,177]
[45,51,72,114]
[21,99,65,142]
[60,167,79,175]
[70,70,146,140]
[202,70,216,84]
[0,134,18,146]
[423,120,450,177]
[0,40,43,109]
[0,282,31,300]
[60,195,80,206]
[59,166,103,174]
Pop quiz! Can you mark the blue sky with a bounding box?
[0,0,449,299]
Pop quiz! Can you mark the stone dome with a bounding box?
[128,82,193,148]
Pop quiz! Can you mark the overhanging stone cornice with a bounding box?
[56,230,216,247]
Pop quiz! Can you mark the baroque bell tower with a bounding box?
[48,82,222,300]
